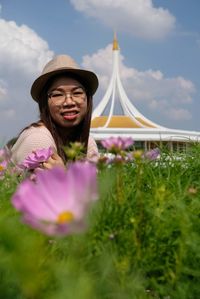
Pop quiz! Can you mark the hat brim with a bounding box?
[31,67,99,102]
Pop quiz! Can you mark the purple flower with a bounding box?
[101,137,134,153]
[12,161,98,236]
[143,148,160,161]
[20,147,53,169]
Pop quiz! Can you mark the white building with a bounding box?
[91,35,200,151]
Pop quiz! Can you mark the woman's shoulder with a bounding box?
[12,126,49,146]
[11,125,56,164]
[20,125,52,137]
[13,125,55,148]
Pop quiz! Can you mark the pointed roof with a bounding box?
[91,34,163,129]
[113,32,119,50]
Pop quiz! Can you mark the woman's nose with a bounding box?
[63,93,75,105]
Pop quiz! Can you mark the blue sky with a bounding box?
[0,0,200,143]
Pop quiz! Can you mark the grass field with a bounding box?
[0,142,199,299]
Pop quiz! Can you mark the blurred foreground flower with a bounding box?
[20,147,53,170]
[101,137,134,154]
[12,161,98,236]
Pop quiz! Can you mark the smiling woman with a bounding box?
[11,55,99,168]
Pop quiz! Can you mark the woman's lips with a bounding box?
[62,111,78,121]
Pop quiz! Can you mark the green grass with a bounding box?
[0,145,200,298]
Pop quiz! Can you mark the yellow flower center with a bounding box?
[57,211,74,224]
[0,165,4,171]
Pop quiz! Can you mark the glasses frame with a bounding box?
[48,86,87,105]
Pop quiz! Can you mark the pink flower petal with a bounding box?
[11,161,98,236]
[20,147,53,169]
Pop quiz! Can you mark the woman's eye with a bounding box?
[52,93,63,98]
[73,92,82,96]
[73,90,85,97]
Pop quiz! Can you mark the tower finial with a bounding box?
[113,32,119,50]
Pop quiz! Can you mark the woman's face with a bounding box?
[47,76,88,128]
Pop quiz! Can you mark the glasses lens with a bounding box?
[49,91,64,102]
[72,88,86,100]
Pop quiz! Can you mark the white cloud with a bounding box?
[0,19,53,75]
[70,0,176,39]
[0,18,54,142]
[81,43,195,122]
[167,108,192,121]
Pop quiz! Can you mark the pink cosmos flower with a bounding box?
[12,161,98,236]
[143,148,160,161]
[101,137,134,153]
[20,147,53,169]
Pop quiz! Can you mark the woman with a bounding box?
[11,55,99,168]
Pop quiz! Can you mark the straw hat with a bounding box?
[31,55,99,102]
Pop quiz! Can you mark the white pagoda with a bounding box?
[91,35,200,151]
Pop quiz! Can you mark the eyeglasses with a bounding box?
[48,87,86,105]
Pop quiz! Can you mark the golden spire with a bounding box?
[113,32,119,50]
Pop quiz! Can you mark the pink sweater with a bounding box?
[11,126,99,164]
